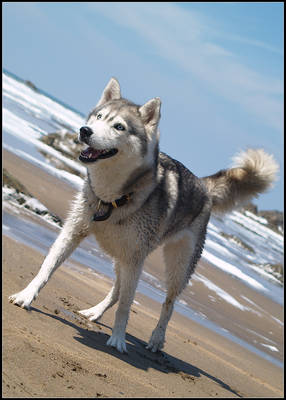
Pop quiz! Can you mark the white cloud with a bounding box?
[222,33,283,56]
[87,2,283,133]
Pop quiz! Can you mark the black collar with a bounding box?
[93,193,133,221]
[87,171,133,221]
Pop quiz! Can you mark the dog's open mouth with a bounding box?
[79,147,118,163]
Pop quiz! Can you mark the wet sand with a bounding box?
[2,149,284,397]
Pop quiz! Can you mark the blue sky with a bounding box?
[3,2,284,210]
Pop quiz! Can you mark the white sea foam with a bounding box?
[271,316,284,326]
[202,249,267,292]
[245,328,276,344]
[3,107,45,139]
[193,273,247,311]
[3,73,84,131]
[260,344,279,352]
[244,210,268,225]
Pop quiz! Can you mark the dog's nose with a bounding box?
[80,126,93,139]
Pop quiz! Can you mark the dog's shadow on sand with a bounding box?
[32,306,242,397]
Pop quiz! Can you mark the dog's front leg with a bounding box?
[78,261,121,321]
[106,262,143,353]
[9,190,92,309]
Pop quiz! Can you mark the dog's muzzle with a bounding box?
[78,125,118,163]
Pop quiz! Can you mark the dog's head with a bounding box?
[78,78,161,167]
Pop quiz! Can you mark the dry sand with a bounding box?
[2,149,284,397]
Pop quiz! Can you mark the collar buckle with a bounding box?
[93,192,133,222]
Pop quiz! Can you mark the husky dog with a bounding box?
[9,78,278,353]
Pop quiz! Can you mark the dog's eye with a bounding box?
[97,113,102,120]
[114,123,125,131]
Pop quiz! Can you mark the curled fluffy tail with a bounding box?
[202,149,279,214]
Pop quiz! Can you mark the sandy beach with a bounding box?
[2,148,284,398]
[3,233,284,398]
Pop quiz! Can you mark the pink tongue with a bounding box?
[83,147,101,158]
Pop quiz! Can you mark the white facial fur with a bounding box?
[86,107,145,160]
[85,107,148,201]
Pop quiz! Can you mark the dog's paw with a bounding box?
[8,289,35,310]
[106,333,127,353]
[78,306,103,322]
[146,328,165,352]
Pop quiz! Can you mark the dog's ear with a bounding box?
[97,78,121,107]
[139,98,161,133]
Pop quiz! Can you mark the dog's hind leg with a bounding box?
[78,262,121,321]
[146,221,207,352]
[9,189,92,309]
